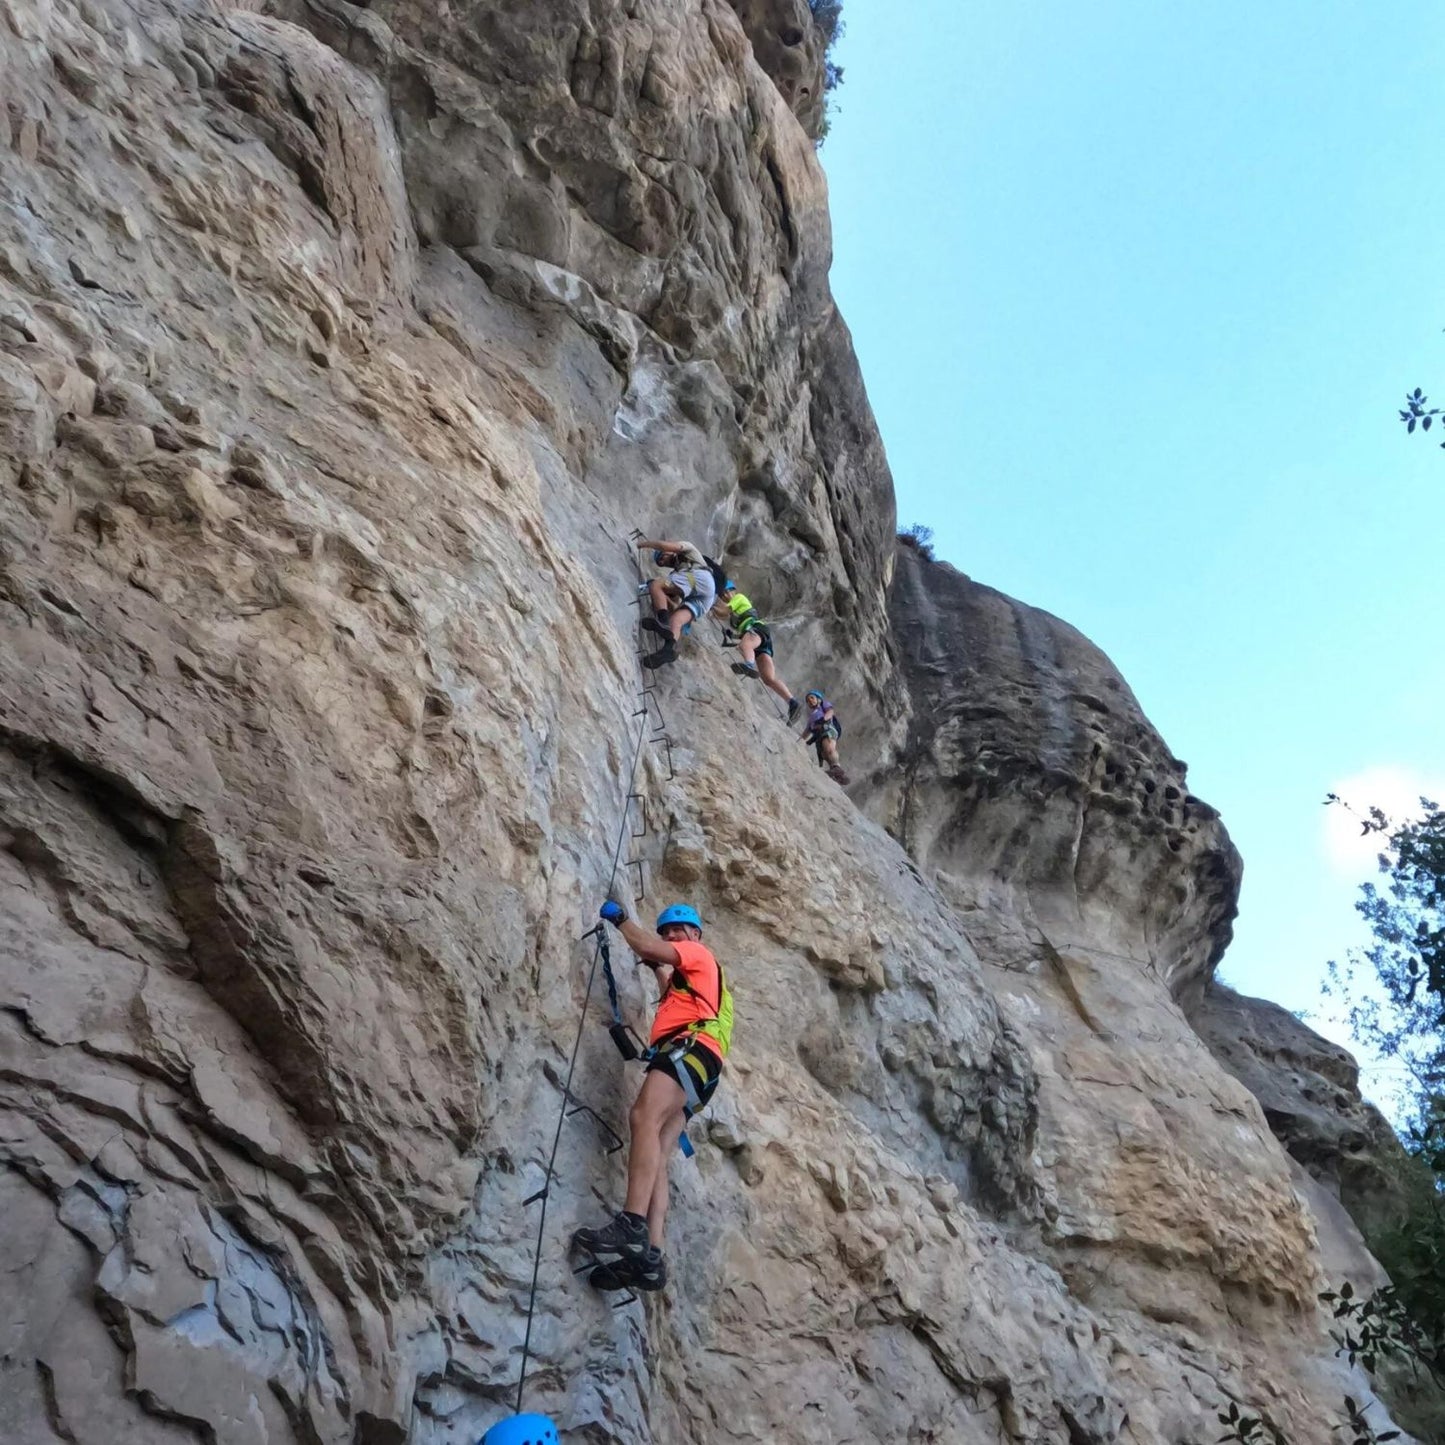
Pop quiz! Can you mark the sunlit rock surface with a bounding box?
[0,1,1406,1441]
[1191,983,1402,1288]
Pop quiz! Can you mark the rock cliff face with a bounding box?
[1190,984,1403,1286]
[0,3,1403,1443]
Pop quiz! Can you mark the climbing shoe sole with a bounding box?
[588,1254,667,1293]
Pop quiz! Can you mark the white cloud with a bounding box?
[1321,765,1445,878]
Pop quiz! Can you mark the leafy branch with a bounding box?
[898,523,935,559]
[1217,1392,1406,1445]
[1337,1395,1400,1445]
[1319,1281,1441,1379]
[807,0,845,135]
[1324,793,1390,838]
[1399,388,1445,446]
[1217,1401,1288,1445]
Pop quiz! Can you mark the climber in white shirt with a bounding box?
[635,537,717,669]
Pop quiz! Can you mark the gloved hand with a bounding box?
[600,899,627,926]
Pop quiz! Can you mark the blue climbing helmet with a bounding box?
[480,1414,559,1445]
[656,902,702,934]
[652,549,670,565]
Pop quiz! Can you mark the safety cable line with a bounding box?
[514,707,650,1415]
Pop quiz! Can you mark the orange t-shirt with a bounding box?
[650,939,723,1061]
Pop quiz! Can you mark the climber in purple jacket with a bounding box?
[800,690,848,785]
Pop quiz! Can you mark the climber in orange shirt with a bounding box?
[573,901,731,1292]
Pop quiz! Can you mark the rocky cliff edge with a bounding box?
[0,3,1404,1443]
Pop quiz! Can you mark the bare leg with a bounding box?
[821,736,840,766]
[739,633,759,667]
[757,654,792,703]
[647,579,671,616]
[624,1070,685,1217]
[668,604,692,642]
[647,1105,687,1248]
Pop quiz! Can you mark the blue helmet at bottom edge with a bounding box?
[481,1413,559,1445]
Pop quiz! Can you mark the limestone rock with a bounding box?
[0,2,1409,1443]
[726,0,830,138]
[1193,987,1399,1204]
[876,541,1242,999]
[1191,983,1405,1269]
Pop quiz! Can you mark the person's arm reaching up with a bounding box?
[599,900,679,988]
[617,916,679,968]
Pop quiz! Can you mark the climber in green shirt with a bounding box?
[714,580,802,724]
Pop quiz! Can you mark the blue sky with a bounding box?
[821,2,1445,1105]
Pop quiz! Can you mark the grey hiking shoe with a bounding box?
[787,697,802,724]
[572,1210,648,1259]
[631,1246,667,1291]
[588,1246,667,1293]
[731,662,759,680]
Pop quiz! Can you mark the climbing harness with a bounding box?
[642,1037,710,1113]
[636,955,733,1117]
[600,912,726,1156]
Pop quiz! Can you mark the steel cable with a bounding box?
[513,709,650,1413]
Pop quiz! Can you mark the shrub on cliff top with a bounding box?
[809,0,844,54]
[898,524,935,559]
[809,0,844,135]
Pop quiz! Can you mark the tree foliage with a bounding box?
[1399,389,1445,447]
[1326,796,1445,1154]
[1366,1155,1445,1373]
[1339,1396,1402,1445]
[898,523,935,559]
[1324,796,1445,1375]
[1216,1402,1288,1445]
[807,0,845,136]
[809,0,845,65]
[1320,1279,1441,1379]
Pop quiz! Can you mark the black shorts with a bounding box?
[646,1039,721,1112]
[751,625,773,658]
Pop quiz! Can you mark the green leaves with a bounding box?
[1318,1277,1443,1393]
[1399,388,1445,445]
[1323,797,1445,1362]
[1215,1390,1406,1445]
[807,0,846,139]
[1216,1401,1288,1445]
[1220,1273,1438,1445]
[898,524,936,560]
[1339,1395,1401,1445]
